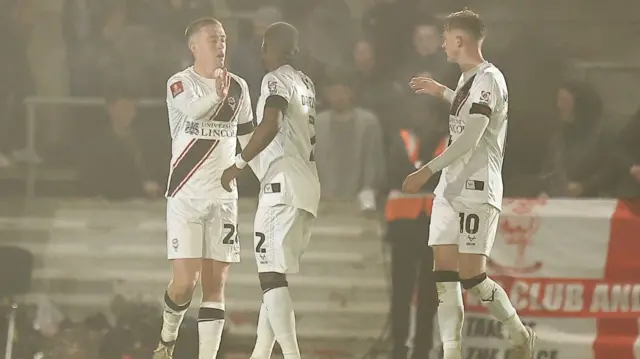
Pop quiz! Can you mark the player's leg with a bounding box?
[252,205,310,359]
[411,240,437,359]
[199,200,240,359]
[456,204,535,359]
[156,198,206,359]
[428,199,464,359]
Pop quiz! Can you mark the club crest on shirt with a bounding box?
[184,121,200,135]
[227,96,237,111]
[170,81,184,98]
[480,90,491,102]
[268,81,278,95]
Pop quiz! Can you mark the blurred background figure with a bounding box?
[315,69,385,211]
[79,93,167,200]
[231,5,282,113]
[384,98,447,359]
[538,80,611,197]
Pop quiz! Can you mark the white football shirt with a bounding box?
[251,65,321,216]
[165,67,253,200]
[434,61,508,210]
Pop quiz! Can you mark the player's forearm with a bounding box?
[185,93,223,120]
[239,111,280,162]
[425,115,489,173]
[237,133,252,150]
[442,88,455,104]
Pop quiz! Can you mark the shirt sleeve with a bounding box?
[260,72,294,105]
[237,77,255,136]
[166,74,222,120]
[467,74,499,118]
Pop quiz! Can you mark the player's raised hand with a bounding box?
[214,68,231,99]
[402,167,433,194]
[409,77,445,98]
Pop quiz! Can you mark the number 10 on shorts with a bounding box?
[459,212,480,234]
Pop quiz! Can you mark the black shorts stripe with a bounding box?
[166,139,219,196]
[210,77,243,122]
[237,121,254,135]
[310,135,316,145]
[450,75,476,116]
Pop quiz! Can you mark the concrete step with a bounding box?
[29,268,390,302]
[22,293,388,340]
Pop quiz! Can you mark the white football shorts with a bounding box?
[166,197,240,262]
[428,197,500,256]
[253,204,315,274]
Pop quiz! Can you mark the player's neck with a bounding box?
[458,51,485,73]
[193,62,218,79]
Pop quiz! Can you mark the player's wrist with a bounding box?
[234,153,248,169]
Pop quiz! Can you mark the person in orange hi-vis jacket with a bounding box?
[384,98,448,359]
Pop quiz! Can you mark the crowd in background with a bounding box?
[1,0,640,201]
[1,1,640,358]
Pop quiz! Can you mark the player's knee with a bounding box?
[460,272,487,290]
[258,272,288,293]
[168,280,197,303]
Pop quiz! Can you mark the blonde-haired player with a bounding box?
[404,10,535,359]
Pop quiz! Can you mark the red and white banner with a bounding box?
[432,198,640,359]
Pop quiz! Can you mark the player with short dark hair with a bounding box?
[221,22,319,359]
[405,9,535,359]
[154,17,254,359]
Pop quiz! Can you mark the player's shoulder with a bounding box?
[478,63,506,84]
[168,66,194,84]
[228,71,249,90]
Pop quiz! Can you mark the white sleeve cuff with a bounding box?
[234,154,248,169]
[443,88,455,104]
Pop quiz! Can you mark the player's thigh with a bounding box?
[456,204,500,277]
[203,199,240,263]
[166,197,208,260]
[253,204,305,274]
[428,198,460,271]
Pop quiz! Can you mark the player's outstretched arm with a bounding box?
[409,77,455,104]
[167,75,226,121]
[238,104,281,163]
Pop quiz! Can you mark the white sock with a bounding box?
[466,276,529,344]
[436,281,464,359]
[198,302,226,359]
[250,302,276,359]
[160,292,189,343]
[263,287,301,359]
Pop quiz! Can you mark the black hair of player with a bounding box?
[263,22,299,64]
[444,9,486,41]
[184,17,221,41]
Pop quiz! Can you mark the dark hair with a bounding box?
[184,17,221,40]
[444,9,485,40]
[264,22,299,61]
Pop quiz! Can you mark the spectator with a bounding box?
[72,1,161,97]
[352,39,390,120]
[397,21,457,90]
[607,107,640,198]
[539,80,611,197]
[315,70,385,210]
[384,98,446,359]
[362,0,414,74]
[231,5,282,112]
[79,93,168,200]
